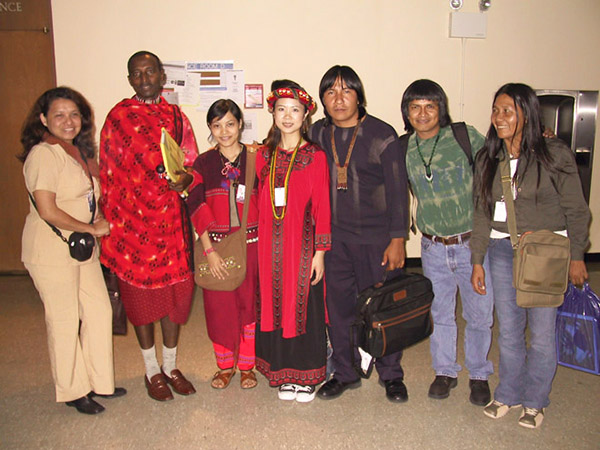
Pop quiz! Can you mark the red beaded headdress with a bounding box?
[266,87,316,113]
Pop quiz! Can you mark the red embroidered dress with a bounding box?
[99,97,198,289]
[256,143,331,338]
[187,147,259,352]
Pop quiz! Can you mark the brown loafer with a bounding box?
[162,368,196,395]
[145,373,174,401]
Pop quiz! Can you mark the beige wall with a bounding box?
[51,0,600,256]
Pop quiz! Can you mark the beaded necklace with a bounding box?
[330,116,365,190]
[134,95,161,104]
[415,133,440,183]
[219,146,242,191]
[269,138,302,220]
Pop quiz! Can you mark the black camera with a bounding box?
[68,232,96,261]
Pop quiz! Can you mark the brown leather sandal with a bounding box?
[240,370,258,389]
[211,369,236,389]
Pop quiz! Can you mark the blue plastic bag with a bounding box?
[556,283,600,375]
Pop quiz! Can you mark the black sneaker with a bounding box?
[428,376,457,399]
[469,379,491,406]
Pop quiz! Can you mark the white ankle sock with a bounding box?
[162,345,177,375]
[141,346,160,379]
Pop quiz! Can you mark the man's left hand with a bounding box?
[168,170,193,193]
[382,237,406,271]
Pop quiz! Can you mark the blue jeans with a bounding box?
[421,237,494,380]
[488,238,557,409]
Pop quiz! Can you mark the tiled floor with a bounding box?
[0,262,598,449]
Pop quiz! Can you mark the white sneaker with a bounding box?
[278,384,297,401]
[483,400,521,419]
[518,407,545,429]
[295,385,316,403]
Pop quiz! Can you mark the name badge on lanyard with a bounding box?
[493,201,507,222]
[87,189,95,213]
[274,187,286,207]
[236,184,246,203]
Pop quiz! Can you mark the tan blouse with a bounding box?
[22,142,100,266]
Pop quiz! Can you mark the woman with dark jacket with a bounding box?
[470,83,589,429]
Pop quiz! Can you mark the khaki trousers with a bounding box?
[25,262,115,402]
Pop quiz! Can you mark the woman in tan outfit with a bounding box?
[19,87,126,415]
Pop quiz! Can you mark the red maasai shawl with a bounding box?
[256,143,332,338]
[99,96,198,288]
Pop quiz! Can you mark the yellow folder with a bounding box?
[160,127,185,182]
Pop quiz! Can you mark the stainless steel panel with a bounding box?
[536,89,598,204]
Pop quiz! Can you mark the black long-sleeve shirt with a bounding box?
[310,114,409,245]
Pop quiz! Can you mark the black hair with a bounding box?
[207,99,243,127]
[270,79,296,92]
[400,79,452,133]
[264,79,313,156]
[318,65,366,125]
[127,50,164,74]
[206,99,244,143]
[18,86,96,162]
[473,82,555,218]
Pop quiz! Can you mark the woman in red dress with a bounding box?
[255,81,331,402]
[187,99,259,389]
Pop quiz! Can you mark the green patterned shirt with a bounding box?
[405,124,485,237]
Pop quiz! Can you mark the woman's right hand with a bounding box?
[91,218,110,237]
[34,189,106,236]
[207,251,229,280]
[471,263,487,295]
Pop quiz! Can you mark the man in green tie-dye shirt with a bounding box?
[400,79,494,407]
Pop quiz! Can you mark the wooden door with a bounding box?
[0,0,55,272]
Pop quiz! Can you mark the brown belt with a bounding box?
[422,231,471,246]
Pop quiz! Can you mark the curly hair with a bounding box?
[127,50,163,74]
[18,86,96,162]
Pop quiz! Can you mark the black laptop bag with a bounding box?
[352,271,434,377]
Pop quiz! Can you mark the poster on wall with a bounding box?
[244,84,263,109]
[224,69,244,110]
[163,60,246,111]
[241,111,258,144]
[163,62,198,105]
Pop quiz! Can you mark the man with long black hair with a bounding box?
[310,65,409,402]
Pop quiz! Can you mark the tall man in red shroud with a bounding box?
[100,51,198,402]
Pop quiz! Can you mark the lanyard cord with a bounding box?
[330,116,365,190]
[269,138,302,220]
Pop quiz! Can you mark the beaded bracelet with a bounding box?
[203,247,216,256]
